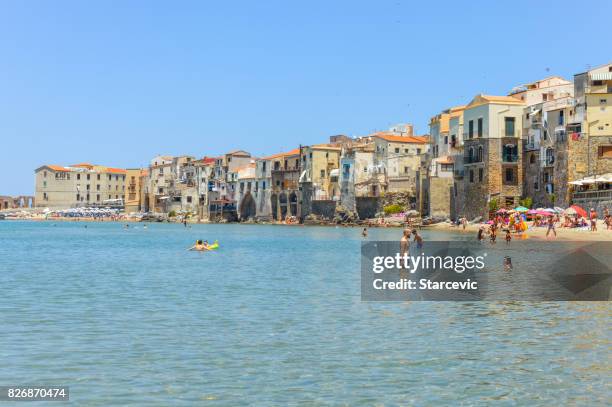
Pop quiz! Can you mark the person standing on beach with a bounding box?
[546,215,556,238]
[590,208,597,232]
[505,229,512,244]
[462,217,467,230]
[477,226,485,242]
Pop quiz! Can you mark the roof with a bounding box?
[310,143,342,150]
[71,163,95,169]
[40,165,70,172]
[262,148,301,160]
[466,94,525,108]
[226,150,251,157]
[375,134,430,144]
[104,167,127,174]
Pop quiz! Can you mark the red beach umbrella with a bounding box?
[570,205,587,218]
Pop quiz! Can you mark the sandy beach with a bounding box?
[426,219,612,241]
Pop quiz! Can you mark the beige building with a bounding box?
[124,168,146,213]
[35,163,126,209]
[460,95,525,220]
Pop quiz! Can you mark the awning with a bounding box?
[529,109,541,116]
[590,72,612,81]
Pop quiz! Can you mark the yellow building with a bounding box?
[124,168,146,213]
[300,144,342,200]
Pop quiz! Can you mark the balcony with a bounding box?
[523,142,539,151]
[464,156,483,164]
[502,154,519,163]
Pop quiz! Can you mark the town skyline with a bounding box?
[2,0,612,195]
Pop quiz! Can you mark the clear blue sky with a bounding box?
[1,0,611,195]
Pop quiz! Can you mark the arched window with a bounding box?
[477,146,483,162]
[468,147,474,162]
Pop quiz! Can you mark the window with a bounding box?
[416,148,421,154]
[395,148,400,153]
[97,174,100,180]
[76,193,80,201]
[441,164,453,172]
[404,166,409,174]
[477,146,483,162]
[468,147,474,163]
[504,117,515,137]
[592,80,603,86]
[444,136,448,144]
[468,120,474,138]
[559,110,564,125]
[43,192,48,200]
[530,154,535,164]
[276,180,281,186]
[262,162,266,171]
[320,169,325,178]
[598,146,612,158]
[477,118,483,137]
[187,196,192,203]
[262,181,266,190]
[478,168,483,182]
[77,174,80,180]
[43,181,47,187]
[601,99,608,104]
[505,168,514,182]
[87,174,90,180]
[44,171,47,178]
[96,194,100,201]
[469,170,474,183]
[404,148,409,153]
[108,174,112,180]
[86,184,90,191]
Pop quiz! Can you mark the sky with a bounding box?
[1,0,611,195]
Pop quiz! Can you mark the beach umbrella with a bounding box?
[527,209,538,214]
[543,208,556,213]
[570,205,587,218]
[554,206,565,213]
[496,208,508,213]
[514,206,529,212]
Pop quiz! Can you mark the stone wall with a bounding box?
[355,197,380,219]
[589,136,612,175]
[311,200,337,219]
[428,177,453,218]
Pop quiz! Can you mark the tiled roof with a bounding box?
[46,165,70,172]
[262,148,301,160]
[104,167,127,174]
[375,134,430,144]
[71,163,95,169]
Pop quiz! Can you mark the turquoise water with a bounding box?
[0,221,610,406]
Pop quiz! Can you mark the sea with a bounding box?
[0,221,610,406]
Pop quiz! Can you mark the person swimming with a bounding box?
[362,227,368,238]
[189,239,210,251]
[504,256,513,271]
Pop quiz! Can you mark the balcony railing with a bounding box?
[502,154,519,163]
[572,190,612,201]
[464,156,483,164]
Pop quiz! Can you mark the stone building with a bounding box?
[573,63,612,177]
[367,133,429,211]
[0,195,35,210]
[428,106,465,218]
[146,155,174,213]
[299,144,341,219]
[338,140,386,219]
[460,95,525,220]
[35,163,126,209]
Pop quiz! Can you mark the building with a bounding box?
[0,195,35,210]
[146,155,174,213]
[208,150,252,221]
[338,139,386,219]
[569,62,612,212]
[428,106,465,218]
[124,168,146,213]
[35,163,126,209]
[299,144,341,219]
[459,95,525,220]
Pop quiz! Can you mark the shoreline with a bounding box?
[4,217,612,241]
